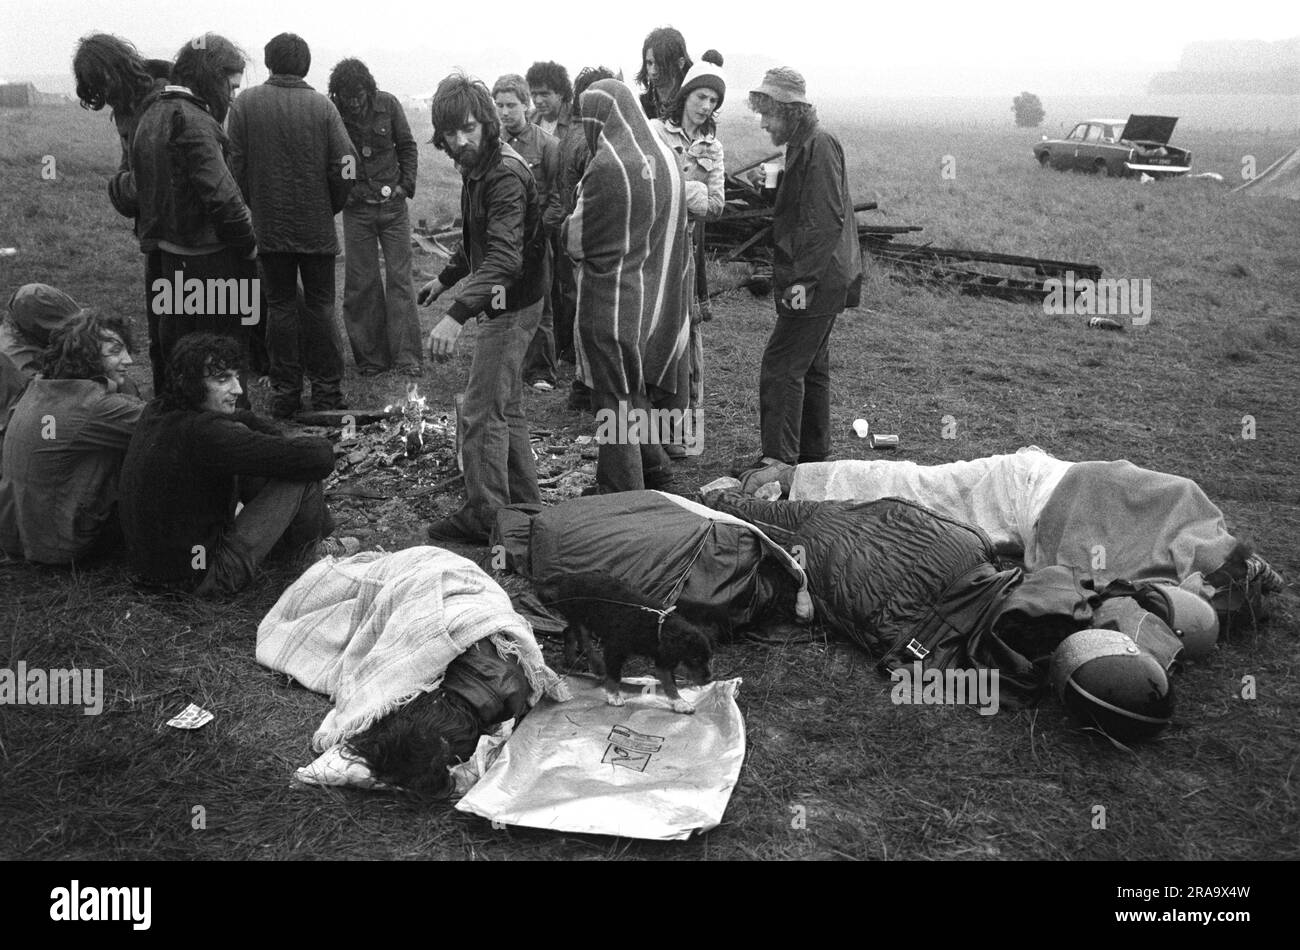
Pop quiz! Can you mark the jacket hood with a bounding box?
[5,283,83,343]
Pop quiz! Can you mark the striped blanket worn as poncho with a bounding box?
[256,546,569,751]
[562,79,691,395]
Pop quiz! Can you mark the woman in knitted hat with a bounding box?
[652,50,726,457]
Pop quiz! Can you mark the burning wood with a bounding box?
[386,383,435,459]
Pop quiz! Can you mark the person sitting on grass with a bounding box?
[118,333,356,596]
[1,283,87,380]
[0,312,144,564]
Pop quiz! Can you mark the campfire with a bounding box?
[384,383,446,460]
[323,383,597,520]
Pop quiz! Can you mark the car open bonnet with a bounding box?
[1121,115,1178,144]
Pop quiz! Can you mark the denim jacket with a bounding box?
[341,91,418,205]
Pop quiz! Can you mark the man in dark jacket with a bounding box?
[528,60,587,370]
[417,72,547,544]
[72,33,172,394]
[131,33,258,396]
[227,33,356,418]
[497,72,562,391]
[119,333,354,596]
[328,58,423,378]
[746,67,863,470]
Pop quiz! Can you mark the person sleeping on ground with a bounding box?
[732,446,1282,634]
[699,486,1225,707]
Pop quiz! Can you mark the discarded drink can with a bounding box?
[869,433,899,450]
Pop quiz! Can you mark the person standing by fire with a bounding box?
[418,73,547,544]
[494,72,563,393]
[563,79,691,493]
[328,58,424,379]
[130,32,257,399]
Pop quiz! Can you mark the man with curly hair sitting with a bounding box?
[118,333,354,595]
[0,312,144,564]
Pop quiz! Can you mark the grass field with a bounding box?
[1,100,1297,861]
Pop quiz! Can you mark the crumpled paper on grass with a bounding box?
[456,675,745,840]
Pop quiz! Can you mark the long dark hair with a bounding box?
[41,312,133,381]
[635,26,691,116]
[171,33,247,123]
[429,71,500,159]
[160,332,242,411]
[73,33,155,116]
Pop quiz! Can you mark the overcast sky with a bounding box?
[2,0,1297,97]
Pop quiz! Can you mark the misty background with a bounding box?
[1,0,1297,129]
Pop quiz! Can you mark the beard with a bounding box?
[452,145,480,169]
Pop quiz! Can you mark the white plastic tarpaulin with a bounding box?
[457,675,745,840]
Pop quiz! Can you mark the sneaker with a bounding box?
[425,516,489,546]
[530,379,555,392]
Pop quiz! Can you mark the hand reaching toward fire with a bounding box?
[417,278,444,306]
[427,315,462,360]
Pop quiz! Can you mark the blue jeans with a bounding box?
[455,300,543,533]
[341,200,423,373]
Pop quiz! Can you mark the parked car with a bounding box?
[1033,116,1192,178]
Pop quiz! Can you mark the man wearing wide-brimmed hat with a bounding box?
[743,67,863,475]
